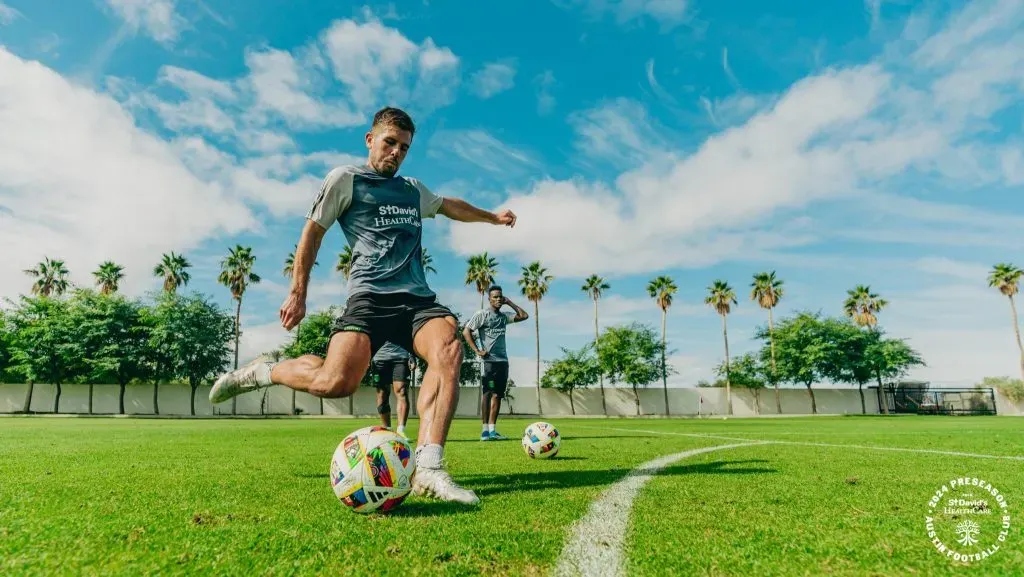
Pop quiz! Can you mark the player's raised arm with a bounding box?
[439,197,517,227]
[501,296,529,323]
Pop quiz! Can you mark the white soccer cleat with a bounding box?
[209,358,273,404]
[411,467,480,505]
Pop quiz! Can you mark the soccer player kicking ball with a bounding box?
[372,342,412,439]
[463,285,528,441]
[209,107,517,506]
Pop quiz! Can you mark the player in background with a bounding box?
[372,342,413,439]
[463,285,528,441]
[209,107,517,505]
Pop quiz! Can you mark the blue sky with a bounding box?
[1,0,1023,387]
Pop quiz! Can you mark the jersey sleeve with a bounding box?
[408,177,443,219]
[503,311,516,322]
[465,310,484,331]
[306,167,354,230]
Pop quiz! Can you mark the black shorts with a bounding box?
[481,361,509,398]
[373,360,410,389]
[331,292,454,357]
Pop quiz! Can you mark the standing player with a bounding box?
[463,285,528,441]
[208,107,517,506]
[372,341,412,439]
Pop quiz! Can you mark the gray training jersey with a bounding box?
[374,342,411,363]
[306,164,443,298]
[465,308,516,362]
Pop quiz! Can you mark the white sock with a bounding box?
[396,425,405,435]
[482,424,489,434]
[488,424,495,433]
[416,444,443,469]
[256,362,276,386]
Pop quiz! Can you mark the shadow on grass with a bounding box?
[559,435,661,441]
[382,499,481,518]
[443,434,661,443]
[462,459,775,497]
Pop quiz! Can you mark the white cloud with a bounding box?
[558,0,690,30]
[470,60,517,99]
[865,0,882,30]
[883,282,1022,386]
[319,14,460,115]
[645,59,676,104]
[243,47,363,130]
[237,319,292,365]
[0,48,255,299]
[117,11,462,136]
[449,0,1024,279]
[172,137,361,219]
[912,257,993,283]
[0,2,20,25]
[427,130,537,175]
[534,70,556,115]
[104,0,185,44]
[567,98,669,169]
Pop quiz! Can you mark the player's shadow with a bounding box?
[463,459,775,497]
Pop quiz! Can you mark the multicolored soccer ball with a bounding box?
[330,426,416,514]
[522,421,560,459]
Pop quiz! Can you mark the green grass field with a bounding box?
[2,416,1022,576]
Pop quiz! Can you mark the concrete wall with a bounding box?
[2,383,1019,417]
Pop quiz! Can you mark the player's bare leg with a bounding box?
[210,331,370,403]
[393,380,409,438]
[376,387,392,429]
[488,394,506,440]
[409,316,479,505]
[479,390,493,441]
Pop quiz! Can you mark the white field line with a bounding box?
[552,442,766,577]
[578,425,1024,461]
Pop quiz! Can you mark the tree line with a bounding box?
[9,249,1024,416]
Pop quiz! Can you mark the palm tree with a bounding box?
[843,285,888,330]
[218,245,261,372]
[153,252,191,293]
[283,245,318,277]
[706,280,738,415]
[336,246,354,282]
[93,261,124,295]
[751,271,785,414]
[466,252,499,309]
[422,247,437,274]
[581,274,610,415]
[24,257,70,297]
[519,261,553,415]
[988,263,1024,381]
[647,275,677,416]
[844,285,889,414]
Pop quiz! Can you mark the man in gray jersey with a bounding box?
[463,285,528,441]
[371,341,412,438]
[209,107,517,506]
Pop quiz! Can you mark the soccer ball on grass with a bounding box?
[330,425,416,514]
[522,421,561,459]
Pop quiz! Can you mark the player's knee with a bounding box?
[428,337,462,370]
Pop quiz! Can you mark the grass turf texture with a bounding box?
[0,417,1021,576]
